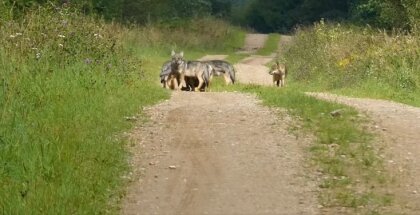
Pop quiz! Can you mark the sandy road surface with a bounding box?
[308,93,420,213]
[237,34,269,54]
[123,92,318,215]
[234,55,275,86]
[197,55,228,61]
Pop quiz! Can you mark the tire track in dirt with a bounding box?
[308,92,420,213]
[123,92,319,215]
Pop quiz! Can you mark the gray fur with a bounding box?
[204,60,236,84]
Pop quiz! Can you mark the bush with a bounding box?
[284,20,420,104]
[0,5,167,214]
[125,17,245,52]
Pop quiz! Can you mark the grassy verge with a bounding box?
[256,33,281,56]
[283,21,420,107]
[0,6,169,214]
[0,5,245,214]
[210,83,390,214]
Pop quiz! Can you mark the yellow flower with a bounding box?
[338,57,351,68]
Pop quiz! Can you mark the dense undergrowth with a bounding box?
[283,20,420,106]
[0,5,244,214]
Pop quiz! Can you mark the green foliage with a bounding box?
[121,0,209,24]
[210,0,232,18]
[235,0,419,32]
[125,17,245,52]
[0,5,170,214]
[283,21,420,106]
[238,0,349,33]
[350,0,415,30]
[3,0,234,24]
[0,3,246,213]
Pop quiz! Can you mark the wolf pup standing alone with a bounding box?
[268,61,287,87]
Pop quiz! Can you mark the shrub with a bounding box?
[284,20,420,104]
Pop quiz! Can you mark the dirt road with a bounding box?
[123,33,420,214]
[123,93,318,215]
[234,54,274,86]
[308,93,420,213]
[234,34,277,86]
[122,34,319,214]
[237,34,269,54]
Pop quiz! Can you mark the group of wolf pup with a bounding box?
[159,51,236,92]
[159,50,287,91]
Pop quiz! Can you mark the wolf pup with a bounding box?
[160,60,175,89]
[178,61,213,92]
[174,52,212,92]
[268,61,287,87]
[204,60,236,85]
[184,63,213,91]
[159,50,185,90]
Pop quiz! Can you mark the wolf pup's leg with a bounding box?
[224,73,231,85]
[195,76,204,92]
[177,74,185,91]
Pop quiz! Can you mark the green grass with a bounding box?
[209,83,391,214]
[283,21,420,107]
[256,33,281,56]
[0,62,168,214]
[0,5,246,214]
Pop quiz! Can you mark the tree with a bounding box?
[351,0,411,29]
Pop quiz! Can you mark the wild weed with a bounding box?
[284,20,420,106]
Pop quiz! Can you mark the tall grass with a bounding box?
[283,20,420,106]
[0,4,247,213]
[0,5,170,214]
[125,17,245,53]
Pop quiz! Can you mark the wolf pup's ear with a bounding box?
[180,51,184,58]
[171,50,175,57]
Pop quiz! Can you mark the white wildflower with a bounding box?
[58,34,66,38]
[59,44,64,48]
[9,35,16,38]
[36,53,41,59]
[15,33,23,36]
[94,33,103,38]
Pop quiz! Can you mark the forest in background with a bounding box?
[2,0,419,32]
